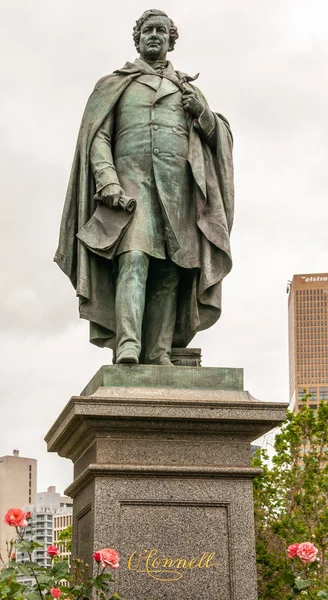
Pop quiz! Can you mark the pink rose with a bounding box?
[93,551,101,563]
[98,548,120,569]
[50,588,61,599]
[10,552,16,560]
[47,545,59,556]
[3,508,28,528]
[297,542,318,564]
[287,543,300,558]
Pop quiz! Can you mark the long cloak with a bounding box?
[54,61,234,349]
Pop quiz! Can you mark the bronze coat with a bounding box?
[54,60,234,348]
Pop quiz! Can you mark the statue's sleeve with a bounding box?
[192,88,217,149]
[90,110,120,192]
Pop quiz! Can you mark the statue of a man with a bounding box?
[54,9,234,365]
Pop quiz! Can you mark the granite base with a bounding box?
[45,365,287,600]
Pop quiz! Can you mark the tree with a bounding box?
[57,525,72,554]
[253,398,328,599]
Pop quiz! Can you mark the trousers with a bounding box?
[115,250,179,364]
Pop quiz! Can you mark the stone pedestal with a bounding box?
[45,365,287,600]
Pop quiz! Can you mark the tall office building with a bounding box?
[0,450,37,560]
[288,273,328,413]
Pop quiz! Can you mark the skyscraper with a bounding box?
[0,450,37,559]
[288,273,328,413]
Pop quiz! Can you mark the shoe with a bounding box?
[116,349,139,364]
[157,357,174,366]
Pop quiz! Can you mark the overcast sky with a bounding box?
[0,0,327,495]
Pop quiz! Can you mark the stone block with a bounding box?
[45,365,287,599]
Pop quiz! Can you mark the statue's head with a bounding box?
[133,9,179,60]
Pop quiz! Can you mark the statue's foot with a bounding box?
[116,349,139,364]
[157,357,174,366]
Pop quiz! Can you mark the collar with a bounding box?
[114,58,198,90]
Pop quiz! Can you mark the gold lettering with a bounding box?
[126,548,220,582]
[188,558,198,569]
[127,551,142,571]
[145,549,158,577]
[205,552,220,568]
[197,552,209,568]
[173,559,188,569]
[151,557,161,569]
[162,558,174,568]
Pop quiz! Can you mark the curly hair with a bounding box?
[133,9,179,53]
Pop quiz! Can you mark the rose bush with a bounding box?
[285,541,328,598]
[0,507,123,600]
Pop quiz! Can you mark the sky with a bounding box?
[0,0,327,495]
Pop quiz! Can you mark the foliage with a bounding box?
[253,398,328,599]
[57,525,72,554]
[0,515,123,600]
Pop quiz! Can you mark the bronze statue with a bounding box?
[54,9,234,365]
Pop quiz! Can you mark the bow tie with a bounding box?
[150,62,168,74]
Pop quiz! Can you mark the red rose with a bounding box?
[93,551,101,563]
[98,548,120,569]
[287,543,300,558]
[50,588,61,599]
[25,511,32,520]
[3,508,28,528]
[10,552,16,560]
[47,545,59,556]
[297,542,318,564]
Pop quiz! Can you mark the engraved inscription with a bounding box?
[127,548,220,581]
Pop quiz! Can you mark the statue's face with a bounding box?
[139,15,170,61]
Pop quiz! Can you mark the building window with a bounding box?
[309,387,317,400]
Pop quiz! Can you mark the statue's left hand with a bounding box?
[182,88,206,119]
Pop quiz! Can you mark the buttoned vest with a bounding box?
[114,75,189,161]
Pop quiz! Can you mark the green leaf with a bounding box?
[284,572,296,586]
[17,563,30,576]
[25,594,43,600]
[51,560,69,579]
[0,567,16,581]
[318,592,328,599]
[33,572,53,585]
[23,561,42,570]
[100,573,114,580]
[294,578,311,591]
[16,540,42,552]
[93,576,110,591]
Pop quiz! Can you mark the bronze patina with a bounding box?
[54,9,234,365]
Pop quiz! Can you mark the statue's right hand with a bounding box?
[99,183,123,208]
